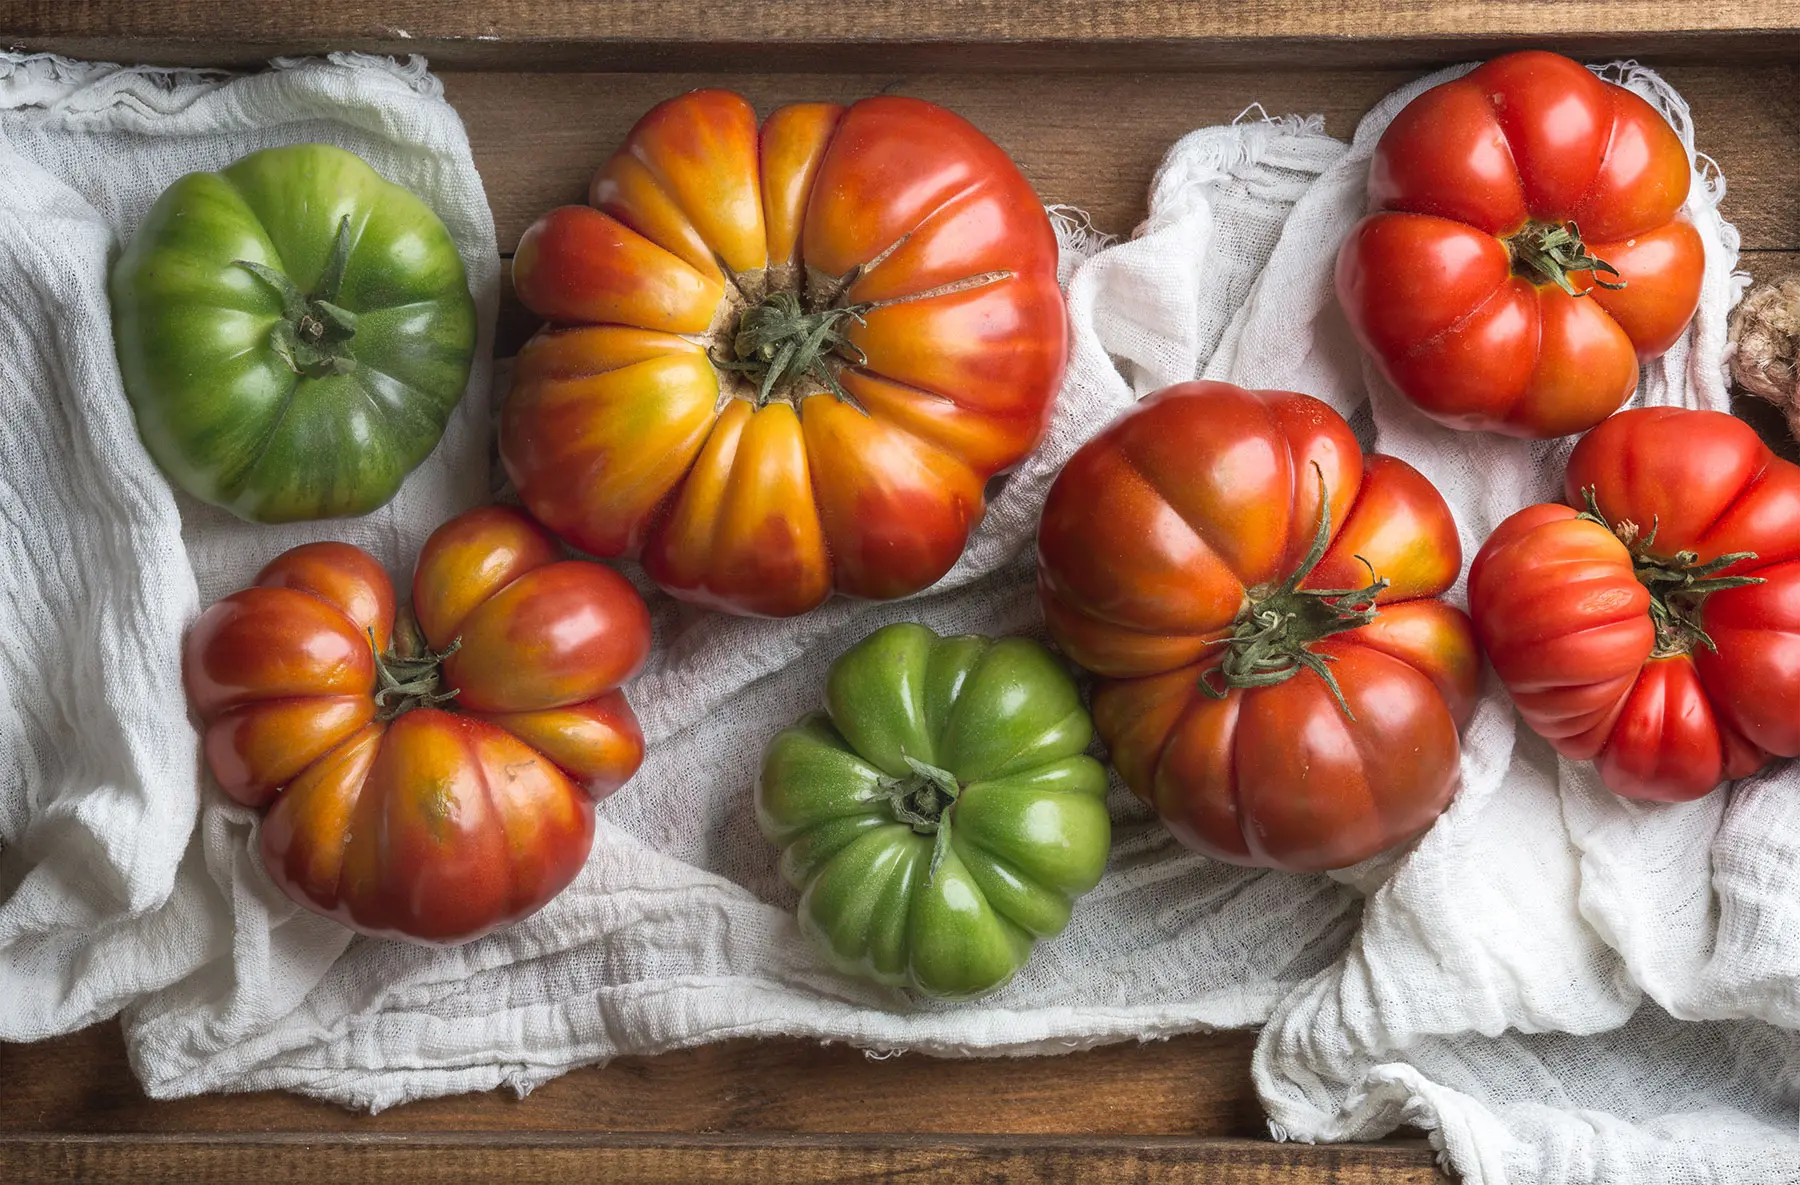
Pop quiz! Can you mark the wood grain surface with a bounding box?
[2,1132,1446,1184]
[8,20,1800,1185]
[0,1024,1444,1183]
[2,1022,1266,1136]
[453,66,1800,357]
[10,0,1800,69]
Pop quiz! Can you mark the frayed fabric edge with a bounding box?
[0,50,440,114]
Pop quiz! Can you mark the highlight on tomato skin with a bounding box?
[1468,406,1800,803]
[1336,50,1704,440]
[1035,380,1479,873]
[181,506,654,945]
[502,89,1069,619]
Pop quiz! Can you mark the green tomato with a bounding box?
[111,144,477,523]
[757,623,1112,1000]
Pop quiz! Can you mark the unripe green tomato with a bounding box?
[757,623,1112,999]
[111,143,477,523]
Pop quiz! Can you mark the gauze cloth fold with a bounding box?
[0,52,498,1042]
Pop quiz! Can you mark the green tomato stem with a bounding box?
[234,214,360,378]
[883,754,962,834]
[1197,463,1387,720]
[711,289,872,411]
[1507,219,1626,297]
[1576,485,1765,657]
[369,609,463,721]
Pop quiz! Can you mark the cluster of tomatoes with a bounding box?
[136,52,1800,972]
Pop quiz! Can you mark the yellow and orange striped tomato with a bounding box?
[505,91,1067,617]
[184,507,651,944]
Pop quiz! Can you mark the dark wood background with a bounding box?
[5,2,1799,1180]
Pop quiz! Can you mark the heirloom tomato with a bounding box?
[1036,382,1478,872]
[184,507,651,943]
[1470,407,1800,801]
[113,144,477,522]
[1337,51,1702,438]
[504,90,1067,617]
[757,624,1110,998]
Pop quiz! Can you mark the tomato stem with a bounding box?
[1507,220,1626,297]
[1197,464,1386,719]
[369,610,463,720]
[712,290,872,410]
[880,755,963,887]
[1576,486,1765,657]
[884,754,961,834]
[235,215,361,379]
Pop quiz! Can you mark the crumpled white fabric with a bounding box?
[5,50,1788,1185]
[0,52,498,1042]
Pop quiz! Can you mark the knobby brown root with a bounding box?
[1728,273,1800,444]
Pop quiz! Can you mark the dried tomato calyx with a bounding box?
[369,609,462,720]
[235,214,361,378]
[881,755,961,835]
[1198,464,1387,720]
[1577,486,1766,658]
[881,754,964,885]
[1507,219,1627,298]
[712,289,872,410]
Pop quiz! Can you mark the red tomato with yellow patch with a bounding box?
[1037,382,1479,872]
[184,507,651,943]
[504,90,1067,616]
[1337,50,1702,438]
[1469,407,1800,801]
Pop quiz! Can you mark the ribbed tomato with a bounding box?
[1470,407,1800,801]
[184,507,651,943]
[1337,51,1702,438]
[505,90,1067,617]
[1037,382,1479,872]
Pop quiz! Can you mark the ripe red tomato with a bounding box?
[184,507,651,943]
[1037,382,1479,871]
[1337,51,1703,438]
[1470,407,1800,801]
[505,90,1067,617]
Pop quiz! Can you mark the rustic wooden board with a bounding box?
[3,1022,1268,1136]
[10,0,1800,69]
[2,1132,1446,1184]
[448,65,1800,258]
[0,1024,1445,1183]
[6,13,1800,1184]
[462,65,1800,362]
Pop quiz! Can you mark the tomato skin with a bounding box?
[1470,407,1800,801]
[756,624,1110,999]
[183,507,650,944]
[1337,51,1702,439]
[1036,382,1476,873]
[505,90,1067,617]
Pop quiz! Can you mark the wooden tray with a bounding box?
[5,4,1797,1181]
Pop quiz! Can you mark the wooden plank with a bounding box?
[441,66,1800,261]
[0,1025,1449,1181]
[0,1132,1446,1185]
[8,0,1800,70]
[0,1022,1264,1137]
